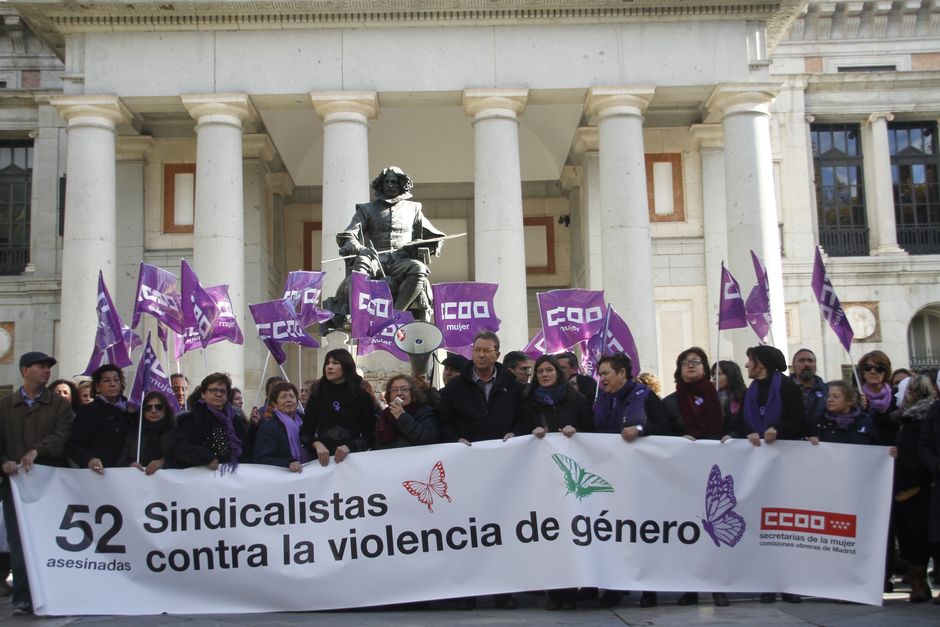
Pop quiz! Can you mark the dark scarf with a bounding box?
[274,409,308,463]
[199,399,242,474]
[901,398,934,423]
[676,377,724,438]
[534,381,568,407]
[594,380,650,432]
[375,402,418,445]
[863,382,892,413]
[744,372,782,435]
[825,407,862,430]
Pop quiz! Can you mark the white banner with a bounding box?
[11,434,892,615]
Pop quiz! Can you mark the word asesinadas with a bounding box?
[143,492,388,534]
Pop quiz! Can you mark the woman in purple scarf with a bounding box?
[168,372,254,473]
[810,381,876,445]
[857,350,898,447]
[255,381,310,472]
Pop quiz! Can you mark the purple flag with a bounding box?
[349,271,396,340]
[206,284,243,346]
[717,262,748,330]
[582,305,641,378]
[283,271,333,328]
[83,272,133,375]
[157,322,169,353]
[812,247,854,352]
[250,298,320,365]
[432,282,501,353]
[173,284,243,357]
[132,263,184,333]
[129,332,182,414]
[358,311,415,361]
[181,260,222,347]
[745,251,772,343]
[522,329,546,361]
[537,289,606,353]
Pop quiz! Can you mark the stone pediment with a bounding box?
[11,0,805,59]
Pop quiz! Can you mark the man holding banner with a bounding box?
[0,351,73,616]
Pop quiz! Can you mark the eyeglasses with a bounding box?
[681,359,703,367]
[204,387,228,396]
[144,403,165,412]
[863,364,886,374]
[472,347,496,355]
[389,386,411,394]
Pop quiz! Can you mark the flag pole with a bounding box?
[255,352,271,410]
[298,344,302,388]
[135,388,145,465]
[202,348,209,377]
[277,361,291,383]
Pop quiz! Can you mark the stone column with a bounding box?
[181,94,257,388]
[51,95,131,378]
[572,128,604,291]
[690,124,727,355]
[310,92,378,301]
[28,105,66,276]
[115,136,155,317]
[863,112,905,256]
[585,86,658,375]
[706,84,787,352]
[463,88,529,350]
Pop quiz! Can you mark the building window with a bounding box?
[908,305,940,371]
[0,141,32,275]
[811,124,869,256]
[890,121,940,255]
[163,163,195,234]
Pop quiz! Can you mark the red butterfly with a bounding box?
[402,460,452,512]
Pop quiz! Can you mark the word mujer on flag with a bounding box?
[744,250,772,343]
[249,298,320,365]
[132,263,184,334]
[282,271,333,328]
[349,271,396,340]
[432,282,500,354]
[812,247,854,352]
[129,331,181,415]
[537,288,606,353]
[83,272,133,375]
[717,262,747,330]
[357,310,415,361]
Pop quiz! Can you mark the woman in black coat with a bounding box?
[168,372,254,472]
[522,355,593,440]
[255,381,309,471]
[303,348,377,464]
[68,364,136,474]
[117,391,175,475]
[374,374,439,449]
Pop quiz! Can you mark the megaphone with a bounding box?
[393,321,443,378]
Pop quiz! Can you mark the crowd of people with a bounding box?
[1,335,939,615]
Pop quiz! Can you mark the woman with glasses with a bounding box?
[374,374,439,449]
[67,364,136,474]
[661,348,730,608]
[118,391,175,475]
[169,372,254,472]
[255,381,309,472]
[858,351,898,447]
[302,348,378,464]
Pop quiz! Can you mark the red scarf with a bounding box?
[676,377,724,438]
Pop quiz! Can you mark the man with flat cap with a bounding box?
[0,351,73,615]
[728,345,806,446]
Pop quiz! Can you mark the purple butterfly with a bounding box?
[702,464,746,548]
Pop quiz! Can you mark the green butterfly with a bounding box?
[551,453,615,501]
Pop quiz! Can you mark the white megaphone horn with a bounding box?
[393,321,444,378]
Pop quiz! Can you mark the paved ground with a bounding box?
[3,589,940,626]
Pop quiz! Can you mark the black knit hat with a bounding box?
[747,345,787,374]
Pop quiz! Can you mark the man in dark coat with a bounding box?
[437,331,524,609]
[789,348,828,428]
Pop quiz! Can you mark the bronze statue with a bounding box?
[323,166,445,330]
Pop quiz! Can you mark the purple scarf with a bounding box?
[743,372,782,435]
[199,399,242,474]
[825,407,862,430]
[274,408,308,464]
[594,380,650,432]
[863,383,892,413]
[97,394,129,412]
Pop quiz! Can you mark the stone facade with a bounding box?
[0,0,936,395]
